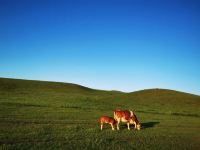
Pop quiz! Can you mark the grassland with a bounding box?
[0,78,200,150]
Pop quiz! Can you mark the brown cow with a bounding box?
[100,116,117,130]
[114,110,141,130]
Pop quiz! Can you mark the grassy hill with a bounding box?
[0,78,200,150]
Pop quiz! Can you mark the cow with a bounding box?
[100,116,117,130]
[114,110,141,130]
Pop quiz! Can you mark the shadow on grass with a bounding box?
[117,121,159,130]
[119,124,134,130]
[141,121,160,129]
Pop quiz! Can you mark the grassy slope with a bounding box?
[0,78,200,150]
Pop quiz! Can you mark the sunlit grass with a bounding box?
[0,78,200,149]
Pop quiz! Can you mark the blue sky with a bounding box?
[0,0,200,95]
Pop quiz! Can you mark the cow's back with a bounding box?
[114,110,131,120]
[100,116,115,124]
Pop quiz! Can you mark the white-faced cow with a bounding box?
[100,116,117,130]
[114,110,141,130]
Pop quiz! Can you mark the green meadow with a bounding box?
[0,78,200,150]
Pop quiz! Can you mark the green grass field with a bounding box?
[0,78,200,150]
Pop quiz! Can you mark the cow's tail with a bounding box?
[130,110,134,117]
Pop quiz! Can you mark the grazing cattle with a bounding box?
[100,116,117,130]
[114,110,141,130]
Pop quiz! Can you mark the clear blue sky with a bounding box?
[0,0,200,95]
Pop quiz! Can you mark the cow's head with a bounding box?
[136,123,141,130]
[130,117,141,130]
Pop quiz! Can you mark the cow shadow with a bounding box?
[141,121,160,129]
[118,124,135,129]
[117,121,159,130]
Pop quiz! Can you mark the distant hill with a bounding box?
[130,88,199,97]
[0,77,95,93]
[0,77,199,107]
[125,88,200,108]
[0,77,198,95]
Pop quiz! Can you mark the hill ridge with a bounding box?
[0,77,199,97]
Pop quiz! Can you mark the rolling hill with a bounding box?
[0,77,200,149]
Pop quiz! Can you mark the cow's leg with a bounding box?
[101,123,103,130]
[134,122,136,129]
[110,123,114,130]
[117,123,119,130]
[117,120,120,130]
[127,122,130,130]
